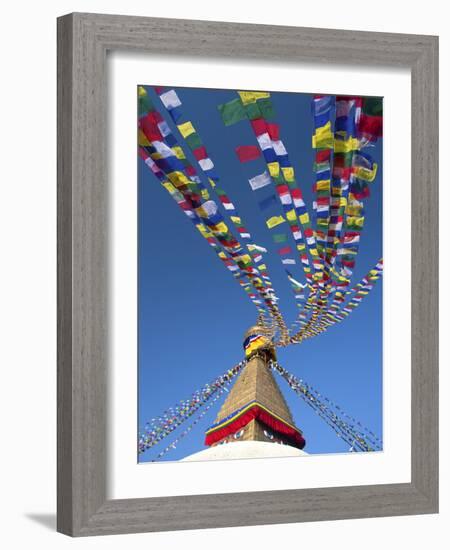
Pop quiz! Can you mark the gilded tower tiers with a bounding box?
[204,325,305,449]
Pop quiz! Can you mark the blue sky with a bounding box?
[138,86,383,462]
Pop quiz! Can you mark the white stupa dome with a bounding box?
[181,440,307,462]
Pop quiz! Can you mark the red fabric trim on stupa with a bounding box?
[204,404,306,449]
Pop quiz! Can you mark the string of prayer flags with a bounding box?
[139,361,245,454]
[139,87,278,325]
[150,86,290,337]
[322,96,359,270]
[311,96,334,257]
[236,91,318,289]
[335,99,382,283]
[270,361,381,451]
[235,145,260,162]
[301,259,383,338]
[139,85,383,348]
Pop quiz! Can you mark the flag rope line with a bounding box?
[269,361,382,451]
[138,361,245,454]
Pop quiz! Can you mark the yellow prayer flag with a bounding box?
[237,254,251,264]
[230,216,242,224]
[266,215,285,229]
[172,146,186,160]
[346,216,365,229]
[286,209,297,223]
[267,162,280,178]
[162,181,177,194]
[167,171,189,187]
[282,166,295,182]
[299,213,310,225]
[354,163,378,182]
[345,204,363,216]
[238,91,270,105]
[177,121,196,138]
[150,152,163,160]
[201,188,210,200]
[316,180,330,191]
[334,137,360,153]
[208,178,216,188]
[196,224,213,238]
[210,221,228,234]
[138,86,147,97]
[138,129,151,146]
[258,264,267,271]
[312,122,334,149]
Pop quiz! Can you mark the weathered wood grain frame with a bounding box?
[57,12,439,536]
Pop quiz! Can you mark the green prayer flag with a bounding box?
[218,99,247,126]
[258,98,276,121]
[139,94,154,116]
[244,102,261,120]
[185,132,203,150]
[273,233,288,244]
[362,97,383,116]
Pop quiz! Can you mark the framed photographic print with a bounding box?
[57,12,438,536]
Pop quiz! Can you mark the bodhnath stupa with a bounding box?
[182,325,307,461]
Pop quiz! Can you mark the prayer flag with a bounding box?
[238,91,270,105]
[249,171,272,191]
[312,121,334,149]
[258,98,276,120]
[218,99,247,126]
[273,233,288,243]
[258,195,277,211]
[235,145,260,162]
[266,215,286,229]
[160,89,182,110]
[177,121,195,138]
[267,123,280,140]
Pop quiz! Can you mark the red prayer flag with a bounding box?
[250,118,268,136]
[316,149,331,162]
[193,146,208,161]
[235,145,260,163]
[138,147,149,161]
[139,113,163,142]
[277,246,292,255]
[266,123,280,140]
[358,114,383,140]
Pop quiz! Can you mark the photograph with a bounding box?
[137,86,383,463]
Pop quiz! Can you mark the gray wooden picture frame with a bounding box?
[57,12,439,537]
